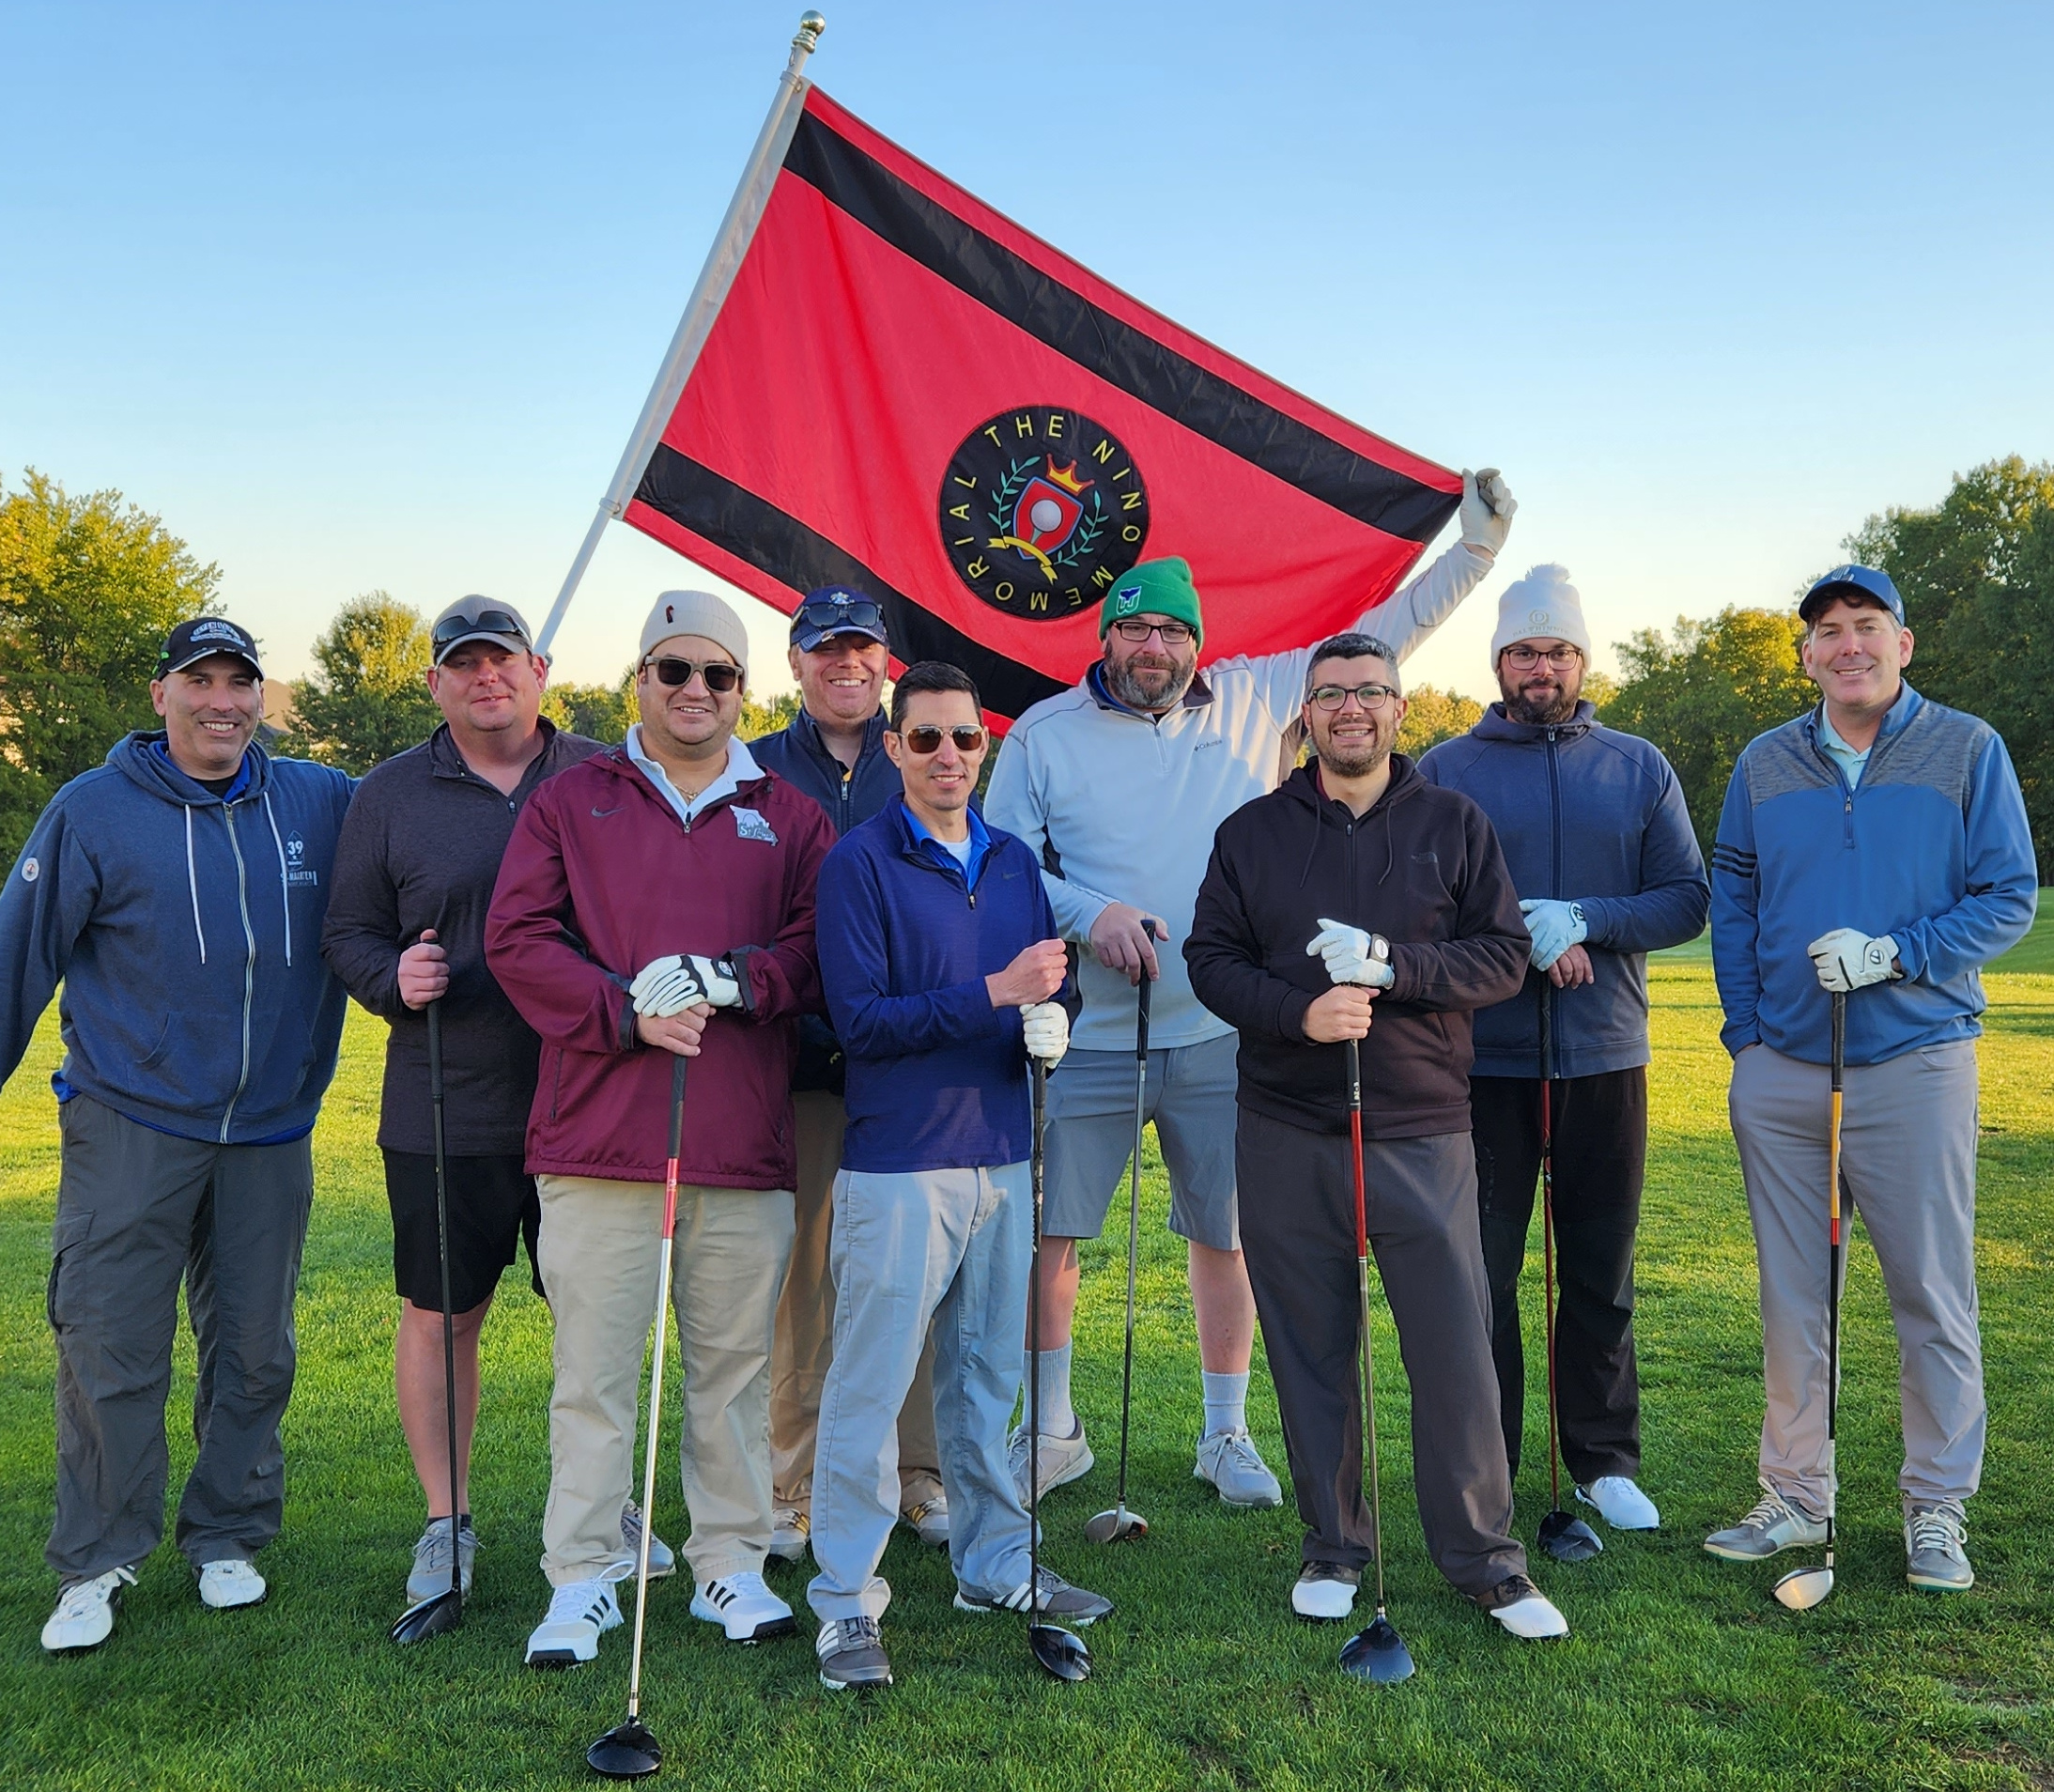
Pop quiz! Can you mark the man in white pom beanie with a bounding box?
[1421,566,1707,1539]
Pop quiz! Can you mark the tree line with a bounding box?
[5,459,2051,876]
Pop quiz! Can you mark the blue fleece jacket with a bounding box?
[817,800,1062,1174]
[0,734,354,1143]
[1710,686,2036,1066]
[1420,703,1708,1078]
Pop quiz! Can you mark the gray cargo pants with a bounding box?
[46,1094,315,1583]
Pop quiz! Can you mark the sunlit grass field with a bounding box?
[0,955,2048,1789]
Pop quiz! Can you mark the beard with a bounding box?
[1106,651,1197,713]
[1316,735,1393,781]
[1504,675,1581,727]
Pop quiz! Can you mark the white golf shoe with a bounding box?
[619,1501,675,1579]
[1290,1562,1359,1622]
[769,1506,811,1563]
[41,1567,136,1654]
[690,1570,795,1644]
[1194,1428,1284,1508]
[1577,1476,1660,1531]
[197,1559,268,1610]
[1481,1575,1569,1640]
[525,1577,623,1668]
[901,1493,950,1548]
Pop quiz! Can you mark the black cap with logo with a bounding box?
[157,617,264,680]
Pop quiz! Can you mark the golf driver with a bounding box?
[1337,938,1414,1686]
[1086,933,1160,1547]
[588,1052,688,1780]
[391,997,466,1645]
[1774,989,1846,1613]
[1026,1057,1091,1682]
[1534,982,1602,1566]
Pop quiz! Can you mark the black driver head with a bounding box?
[1537,1508,1604,1564]
[389,1587,462,1645]
[1338,1614,1414,1684]
[587,1718,662,1781]
[1028,1622,1091,1682]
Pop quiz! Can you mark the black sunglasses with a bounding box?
[646,656,742,693]
[432,609,531,650]
[794,596,887,637]
[895,723,987,755]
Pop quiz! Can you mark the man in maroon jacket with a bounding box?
[486,591,835,1668]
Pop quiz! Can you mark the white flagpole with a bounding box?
[533,9,826,658]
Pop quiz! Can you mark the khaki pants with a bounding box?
[1729,1040,1985,1515]
[769,1091,941,1514]
[536,1173,795,1586]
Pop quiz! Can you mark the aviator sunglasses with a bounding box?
[894,723,987,755]
[645,656,743,693]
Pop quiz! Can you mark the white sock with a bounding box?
[1202,1370,1248,1438]
[1033,1344,1075,1437]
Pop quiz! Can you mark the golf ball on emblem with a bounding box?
[1029,499,1063,533]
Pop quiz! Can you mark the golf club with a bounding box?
[1026,1057,1091,1682]
[588,1051,688,1780]
[392,997,466,1644]
[1086,928,1160,1547]
[1774,989,1846,1613]
[1535,981,1602,1566]
[1337,937,1414,1685]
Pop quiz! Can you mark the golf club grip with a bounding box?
[425,996,444,1105]
[668,1052,687,1160]
[1136,965,1151,1058]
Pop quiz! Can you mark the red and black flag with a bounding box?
[623,86,1460,721]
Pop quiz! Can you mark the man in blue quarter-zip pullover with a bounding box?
[749,587,947,1564]
[807,661,1106,1692]
[0,618,354,1654]
[1705,565,2035,1594]
[1421,566,1707,1537]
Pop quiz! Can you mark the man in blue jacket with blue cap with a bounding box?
[1706,565,2035,1592]
[0,617,353,1654]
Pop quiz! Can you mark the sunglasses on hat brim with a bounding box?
[645,656,743,693]
[792,595,888,640]
[432,609,532,654]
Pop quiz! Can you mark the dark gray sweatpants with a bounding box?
[1237,1108,1527,1599]
[46,1095,314,1583]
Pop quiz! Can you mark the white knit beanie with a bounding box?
[1490,564,1590,662]
[640,590,749,677]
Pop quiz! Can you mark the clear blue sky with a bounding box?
[5,0,2049,700]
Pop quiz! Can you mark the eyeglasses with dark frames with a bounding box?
[1502,644,1583,670]
[1306,682,1398,712]
[893,723,987,755]
[645,656,743,693]
[1109,618,1195,645]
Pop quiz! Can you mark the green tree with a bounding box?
[286,594,440,774]
[741,689,800,739]
[1601,608,1813,858]
[1398,684,1483,755]
[0,469,221,860]
[541,665,636,742]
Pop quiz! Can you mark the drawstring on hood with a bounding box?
[1294,758,1412,890]
[183,806,208,966]
[262,790,293,967]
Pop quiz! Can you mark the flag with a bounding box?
[625,86,1461,721]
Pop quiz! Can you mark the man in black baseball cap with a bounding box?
[156,616,264,682]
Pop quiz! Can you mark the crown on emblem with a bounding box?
[1045,460,1091,496]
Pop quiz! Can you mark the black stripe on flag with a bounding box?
[782,110,1458,547]
[635,443,1069,719]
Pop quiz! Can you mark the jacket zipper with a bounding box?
[219,801,258,1143]
[1805,714,1858,846]
[1545,726,1563,897]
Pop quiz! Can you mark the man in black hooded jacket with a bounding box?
[1186,630,1569,1645]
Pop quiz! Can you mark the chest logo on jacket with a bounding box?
[285,833,319,888]
[939,407,1150,621]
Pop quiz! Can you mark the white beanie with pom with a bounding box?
[1490,564,1590,662]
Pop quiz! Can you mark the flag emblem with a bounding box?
[939,409,1148,622]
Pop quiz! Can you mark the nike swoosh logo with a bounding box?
[592,806,623,818]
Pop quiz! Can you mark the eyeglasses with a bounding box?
[1502,645,1583,671]
[894,723,987,755]
[432,609,532,652]
[1109,618,1195,645]
[1307,683,1398,712]
[645,656,742,693]
[794,596,888,639]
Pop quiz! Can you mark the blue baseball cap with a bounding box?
[791,586,888,653]
[1800,564,1905,626]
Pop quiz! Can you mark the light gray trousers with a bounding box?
[1728,1040,1984,1516]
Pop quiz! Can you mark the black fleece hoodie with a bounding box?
[1185,754,1528,1139]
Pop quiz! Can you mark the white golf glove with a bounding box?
[1807,928,1902,994]
[1459,468,1517,559]
[630,952,743,1016]
[1519,898,1588,971]
[1307,919,1394,988]
[1021,1001,1070,1068]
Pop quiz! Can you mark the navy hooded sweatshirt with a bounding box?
[0,733,354,1144]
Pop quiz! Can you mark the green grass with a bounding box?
[2,968,2050,1790]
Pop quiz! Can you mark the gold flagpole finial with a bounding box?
[795,11,826,54]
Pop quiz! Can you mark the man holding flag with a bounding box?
[985,472,1516,1507]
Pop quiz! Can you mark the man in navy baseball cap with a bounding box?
[789,586,889,655]
[1798,564,1905,626]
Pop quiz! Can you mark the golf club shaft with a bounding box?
[1029,1057,1047,1615]
[1116,968,1151,1512]
[1826,991,1845,1562]
[1540,981,1565,1516]
[625,1052,687,1721]
[1345,1038,1388,1615]
[427,999,461,1611]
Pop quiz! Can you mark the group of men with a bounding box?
[2,458,2032,1688]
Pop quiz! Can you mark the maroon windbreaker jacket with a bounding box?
[485,745,835,1189]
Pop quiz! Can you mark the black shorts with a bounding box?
[383,1150,543,1314]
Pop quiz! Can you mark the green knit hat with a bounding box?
[1100,557,1203,644]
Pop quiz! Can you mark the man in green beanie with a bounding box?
[985,471,1518,1516]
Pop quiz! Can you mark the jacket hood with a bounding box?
[1471,698,1599,744]
[111,730,274,805]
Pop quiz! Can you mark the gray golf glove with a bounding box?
[1807,928,1901,994]
[1519,898,1588,971]
[631,952,743,1016]
[1307,919,1393,988]
[1021,1001,1070,1070]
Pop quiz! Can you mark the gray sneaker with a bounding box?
[816,1615,893,1691]
[1704,1486,1829,1560]
[619,1501,675,1579]
[1194,1428,1283,1508]
[407,1520,477,1601]
[769,1506,811,1564]
[954,1565,1113,1627]
[900,1493,950,1548]
[1905,1504,1974,1591]
[1006,1420,1094,1507]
